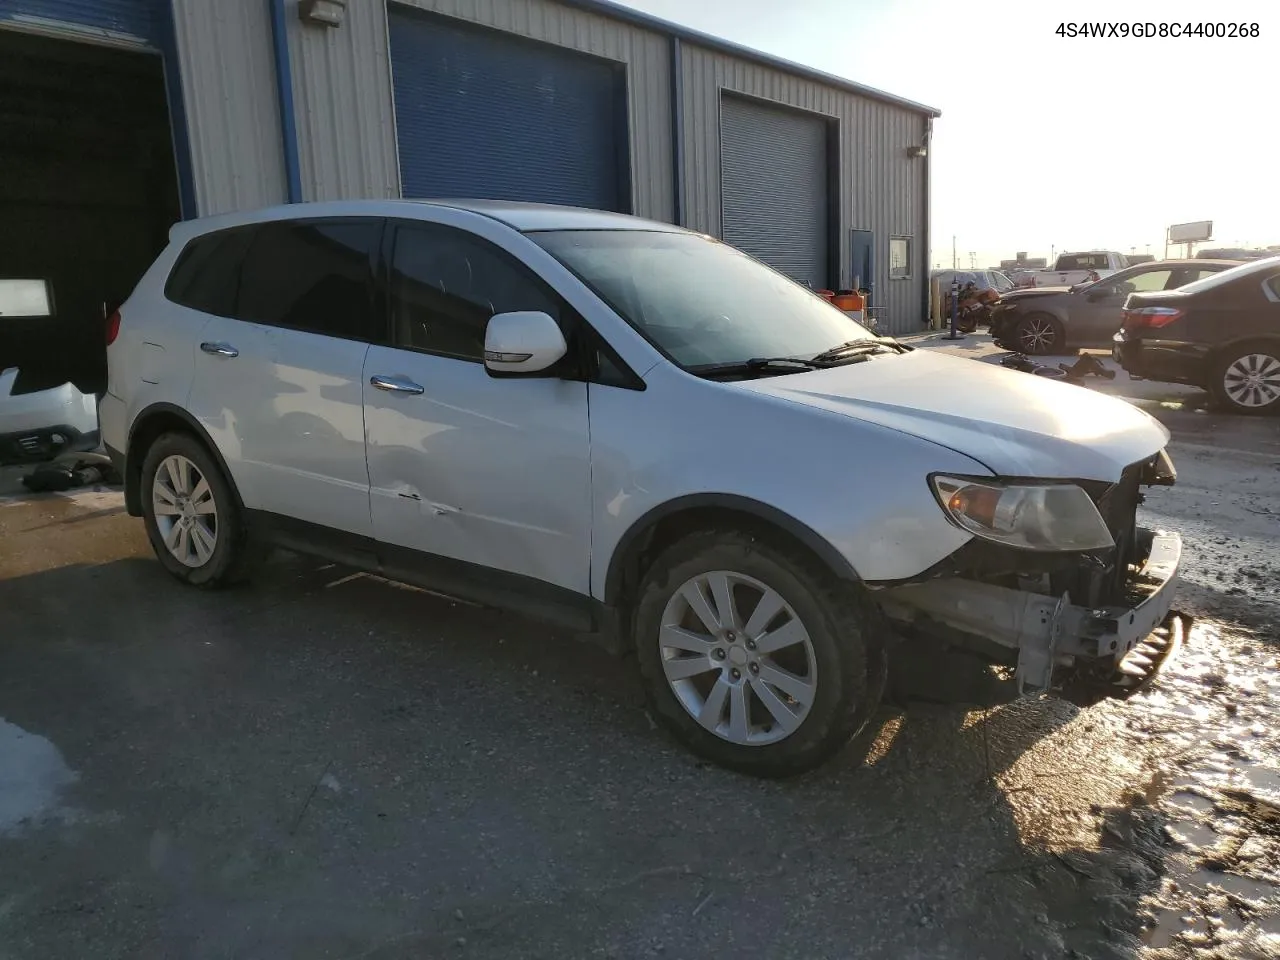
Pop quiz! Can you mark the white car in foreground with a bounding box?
[0,275,101,464]
[100,200,1182,776]
[0,367,100,465]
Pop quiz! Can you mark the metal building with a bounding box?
[0,0,938,366]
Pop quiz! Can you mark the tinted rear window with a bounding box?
[164,227,257,317]
[236,220,379,340]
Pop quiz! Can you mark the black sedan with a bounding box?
[1114,256,1280,414]
[990,259,1238,355]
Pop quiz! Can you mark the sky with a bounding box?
[615,0,1279,268]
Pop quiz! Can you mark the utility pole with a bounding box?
[952,235,957,269]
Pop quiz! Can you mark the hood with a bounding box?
[737,350,1169,482]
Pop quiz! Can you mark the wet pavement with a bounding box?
[1,405,1278,959]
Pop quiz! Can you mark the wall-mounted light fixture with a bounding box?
[299,0,347,27]
[906,145,928,159]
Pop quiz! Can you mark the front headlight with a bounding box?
[930,475,1114,552]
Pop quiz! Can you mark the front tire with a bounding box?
[633,530,883,777]
[140,432,262,588]
[1014,313,1065,355]
[1211,343,1280,415]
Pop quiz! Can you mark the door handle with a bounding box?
[370,374,425,396]
[200,341,239,358]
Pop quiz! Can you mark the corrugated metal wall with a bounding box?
[389,0,674,222]
[164,0,929,332]
[287,0,399,201]
[679,44,928,333]
[171,0,286,215]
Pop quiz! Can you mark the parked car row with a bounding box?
[1115,255,1280,414]
[990,259,1240,355]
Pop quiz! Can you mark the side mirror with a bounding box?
[483,311,567,377]
[1086,286,1114,301]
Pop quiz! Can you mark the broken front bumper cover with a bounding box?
[880,530,1182,697]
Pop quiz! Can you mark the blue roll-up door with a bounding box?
[0,0,166,46]
[389,7,627,212]
[720,95,830,290]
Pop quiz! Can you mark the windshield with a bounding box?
[1175,255,1280,295]
[530,230,873,368]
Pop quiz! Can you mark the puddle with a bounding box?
[1189,869,1280,903]
[0,718,77,835]
[1242,765,1280,796]
[1145,908,1203,949]
[1169,790,1215,814]
[1168,820,1218,849]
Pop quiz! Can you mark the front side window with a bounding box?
[236,220,379,340]
[531,230,872,369]
[889,237,912,279]
[389,223,563,361]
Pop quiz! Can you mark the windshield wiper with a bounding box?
[691,338,911,379]
[809,337,908,364]
[689,356,821,378]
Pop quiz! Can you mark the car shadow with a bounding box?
[0,550,1174,959]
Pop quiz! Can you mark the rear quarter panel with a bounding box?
[108,237,205,452]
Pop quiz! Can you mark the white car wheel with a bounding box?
[152,454,219,568]
[658,570,818,746]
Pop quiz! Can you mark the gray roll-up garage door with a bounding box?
[720,95,830,289]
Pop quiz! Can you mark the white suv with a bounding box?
[101,200,1183,776]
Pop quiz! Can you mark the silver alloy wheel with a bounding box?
[152,454,218,567]
[1223,353,1280,409]
[1019,316,1058,353]
[659,571,818,746]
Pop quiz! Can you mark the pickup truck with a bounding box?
[1014,252,1129,289]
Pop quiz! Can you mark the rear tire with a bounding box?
[633,529,884,777]
[140,432,264,588]
[1014,314,1065,355]
[1210,343,1280,415]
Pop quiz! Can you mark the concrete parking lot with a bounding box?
[2,401,1278,959]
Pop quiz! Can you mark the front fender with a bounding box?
[588,367,985,599]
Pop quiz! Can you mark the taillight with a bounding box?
[1122,306,1183,331]
[105,309,122,346]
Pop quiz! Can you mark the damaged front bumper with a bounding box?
[880,529,1182,698]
